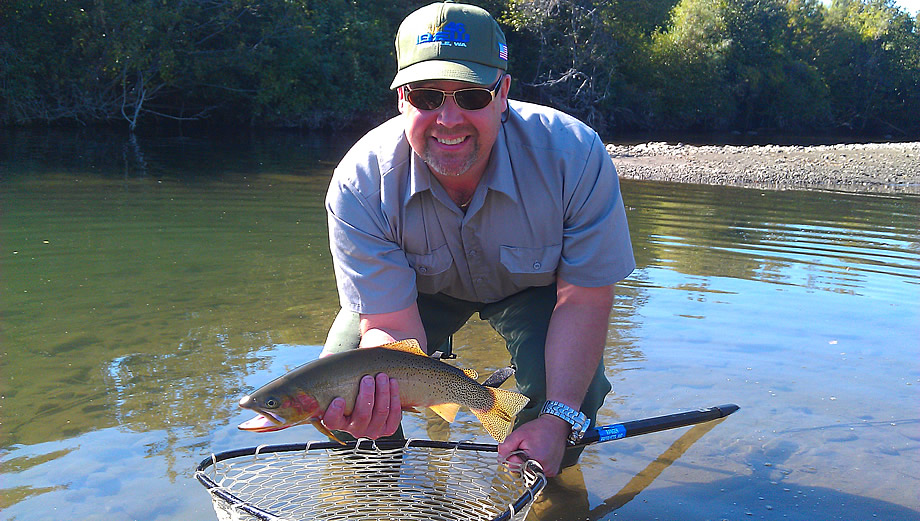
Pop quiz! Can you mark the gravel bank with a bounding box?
[607,141,920,194]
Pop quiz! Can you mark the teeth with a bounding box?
[437,136,465,145]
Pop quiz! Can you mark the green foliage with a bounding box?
[642,0,734,128]
[1,0,918,134]
[816,0,920,133]
[0,0,425,129]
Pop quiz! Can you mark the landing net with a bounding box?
[195,438,546,521]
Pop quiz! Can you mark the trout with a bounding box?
[238,339,530,443]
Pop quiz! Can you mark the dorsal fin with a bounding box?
[378,339,427,357]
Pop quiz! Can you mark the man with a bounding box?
[319,1,634,477]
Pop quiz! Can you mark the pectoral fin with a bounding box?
[428,402,461,423]
[310,418,346,445]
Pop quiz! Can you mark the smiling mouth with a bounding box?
[436,136,466,145]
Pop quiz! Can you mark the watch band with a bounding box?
[540,400,590,444]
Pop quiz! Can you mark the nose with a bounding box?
[436,95,465,127]
[239,395,253,408]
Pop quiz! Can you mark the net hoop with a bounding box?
[195,438,547,521]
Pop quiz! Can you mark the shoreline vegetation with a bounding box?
[608,141,920,194]
[2,1,918,137]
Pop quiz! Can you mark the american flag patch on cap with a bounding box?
[498,43,508,61]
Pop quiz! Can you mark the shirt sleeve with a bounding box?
[558,133,636,287]
[325,171,418,314]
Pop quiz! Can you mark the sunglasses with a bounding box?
[404,75,504,111]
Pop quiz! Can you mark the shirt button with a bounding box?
[533,261,542,270]
[468,249,478,257]
[419,266,429,273]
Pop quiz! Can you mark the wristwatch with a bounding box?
[540,400,590,444]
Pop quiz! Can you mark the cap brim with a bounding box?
[390,60,503,89]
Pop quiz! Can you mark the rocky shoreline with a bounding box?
[607,141,920,194]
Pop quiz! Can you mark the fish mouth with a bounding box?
[239,410,289,432]
[257,409,285,425]
[238,395,288,432]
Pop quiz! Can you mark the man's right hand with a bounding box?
[320,372,402,439]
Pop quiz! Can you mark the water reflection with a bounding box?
[1,130,918,520]
[2,174,337,447]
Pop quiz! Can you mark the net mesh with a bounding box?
[196,439,545,521]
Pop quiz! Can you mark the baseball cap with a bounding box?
[390,2,508,89]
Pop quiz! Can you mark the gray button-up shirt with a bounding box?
[326,100,635,314]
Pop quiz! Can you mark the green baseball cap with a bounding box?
[390,2,508,89]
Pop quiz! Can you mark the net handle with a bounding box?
[574,403,739,447]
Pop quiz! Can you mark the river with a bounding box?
[1,129,918,520]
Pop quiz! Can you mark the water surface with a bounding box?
[1,130,918,520]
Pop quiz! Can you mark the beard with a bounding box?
[423,135,481,177]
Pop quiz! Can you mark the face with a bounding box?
[399,74,510,179]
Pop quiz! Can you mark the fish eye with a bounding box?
[263,397,280,409]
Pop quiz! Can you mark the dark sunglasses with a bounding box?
[404,75,504,111]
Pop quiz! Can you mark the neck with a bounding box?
[433,170,481,209]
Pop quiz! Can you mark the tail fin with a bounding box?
[471,387,530,442]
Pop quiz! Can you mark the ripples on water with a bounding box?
[1,130,918,520]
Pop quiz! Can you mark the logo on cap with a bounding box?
[416,22,470,47]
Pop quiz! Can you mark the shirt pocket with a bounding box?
[406,243,454,294]
[499,244,561,288]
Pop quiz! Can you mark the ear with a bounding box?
[498,74,511,112]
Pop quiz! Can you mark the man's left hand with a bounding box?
[497,415,571,478]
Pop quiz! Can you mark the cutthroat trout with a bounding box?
[238,339,530,443]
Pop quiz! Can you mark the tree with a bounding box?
[643,0,735,129]
[501,0,625,132]
[818,0,920,134]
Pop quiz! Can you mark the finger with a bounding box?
[321,397,347,431]
[365,373,392,436]
[497,434,529,472]
[347,375,377,433]
[383,378,402,436]
[497,430,524,460]
[504,450,530,471]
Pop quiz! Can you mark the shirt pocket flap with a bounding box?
[499,244,562,274]
[406,244,453,276]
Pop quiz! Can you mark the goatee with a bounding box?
[424,141,480,177]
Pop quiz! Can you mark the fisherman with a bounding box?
[319,1,635,477]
